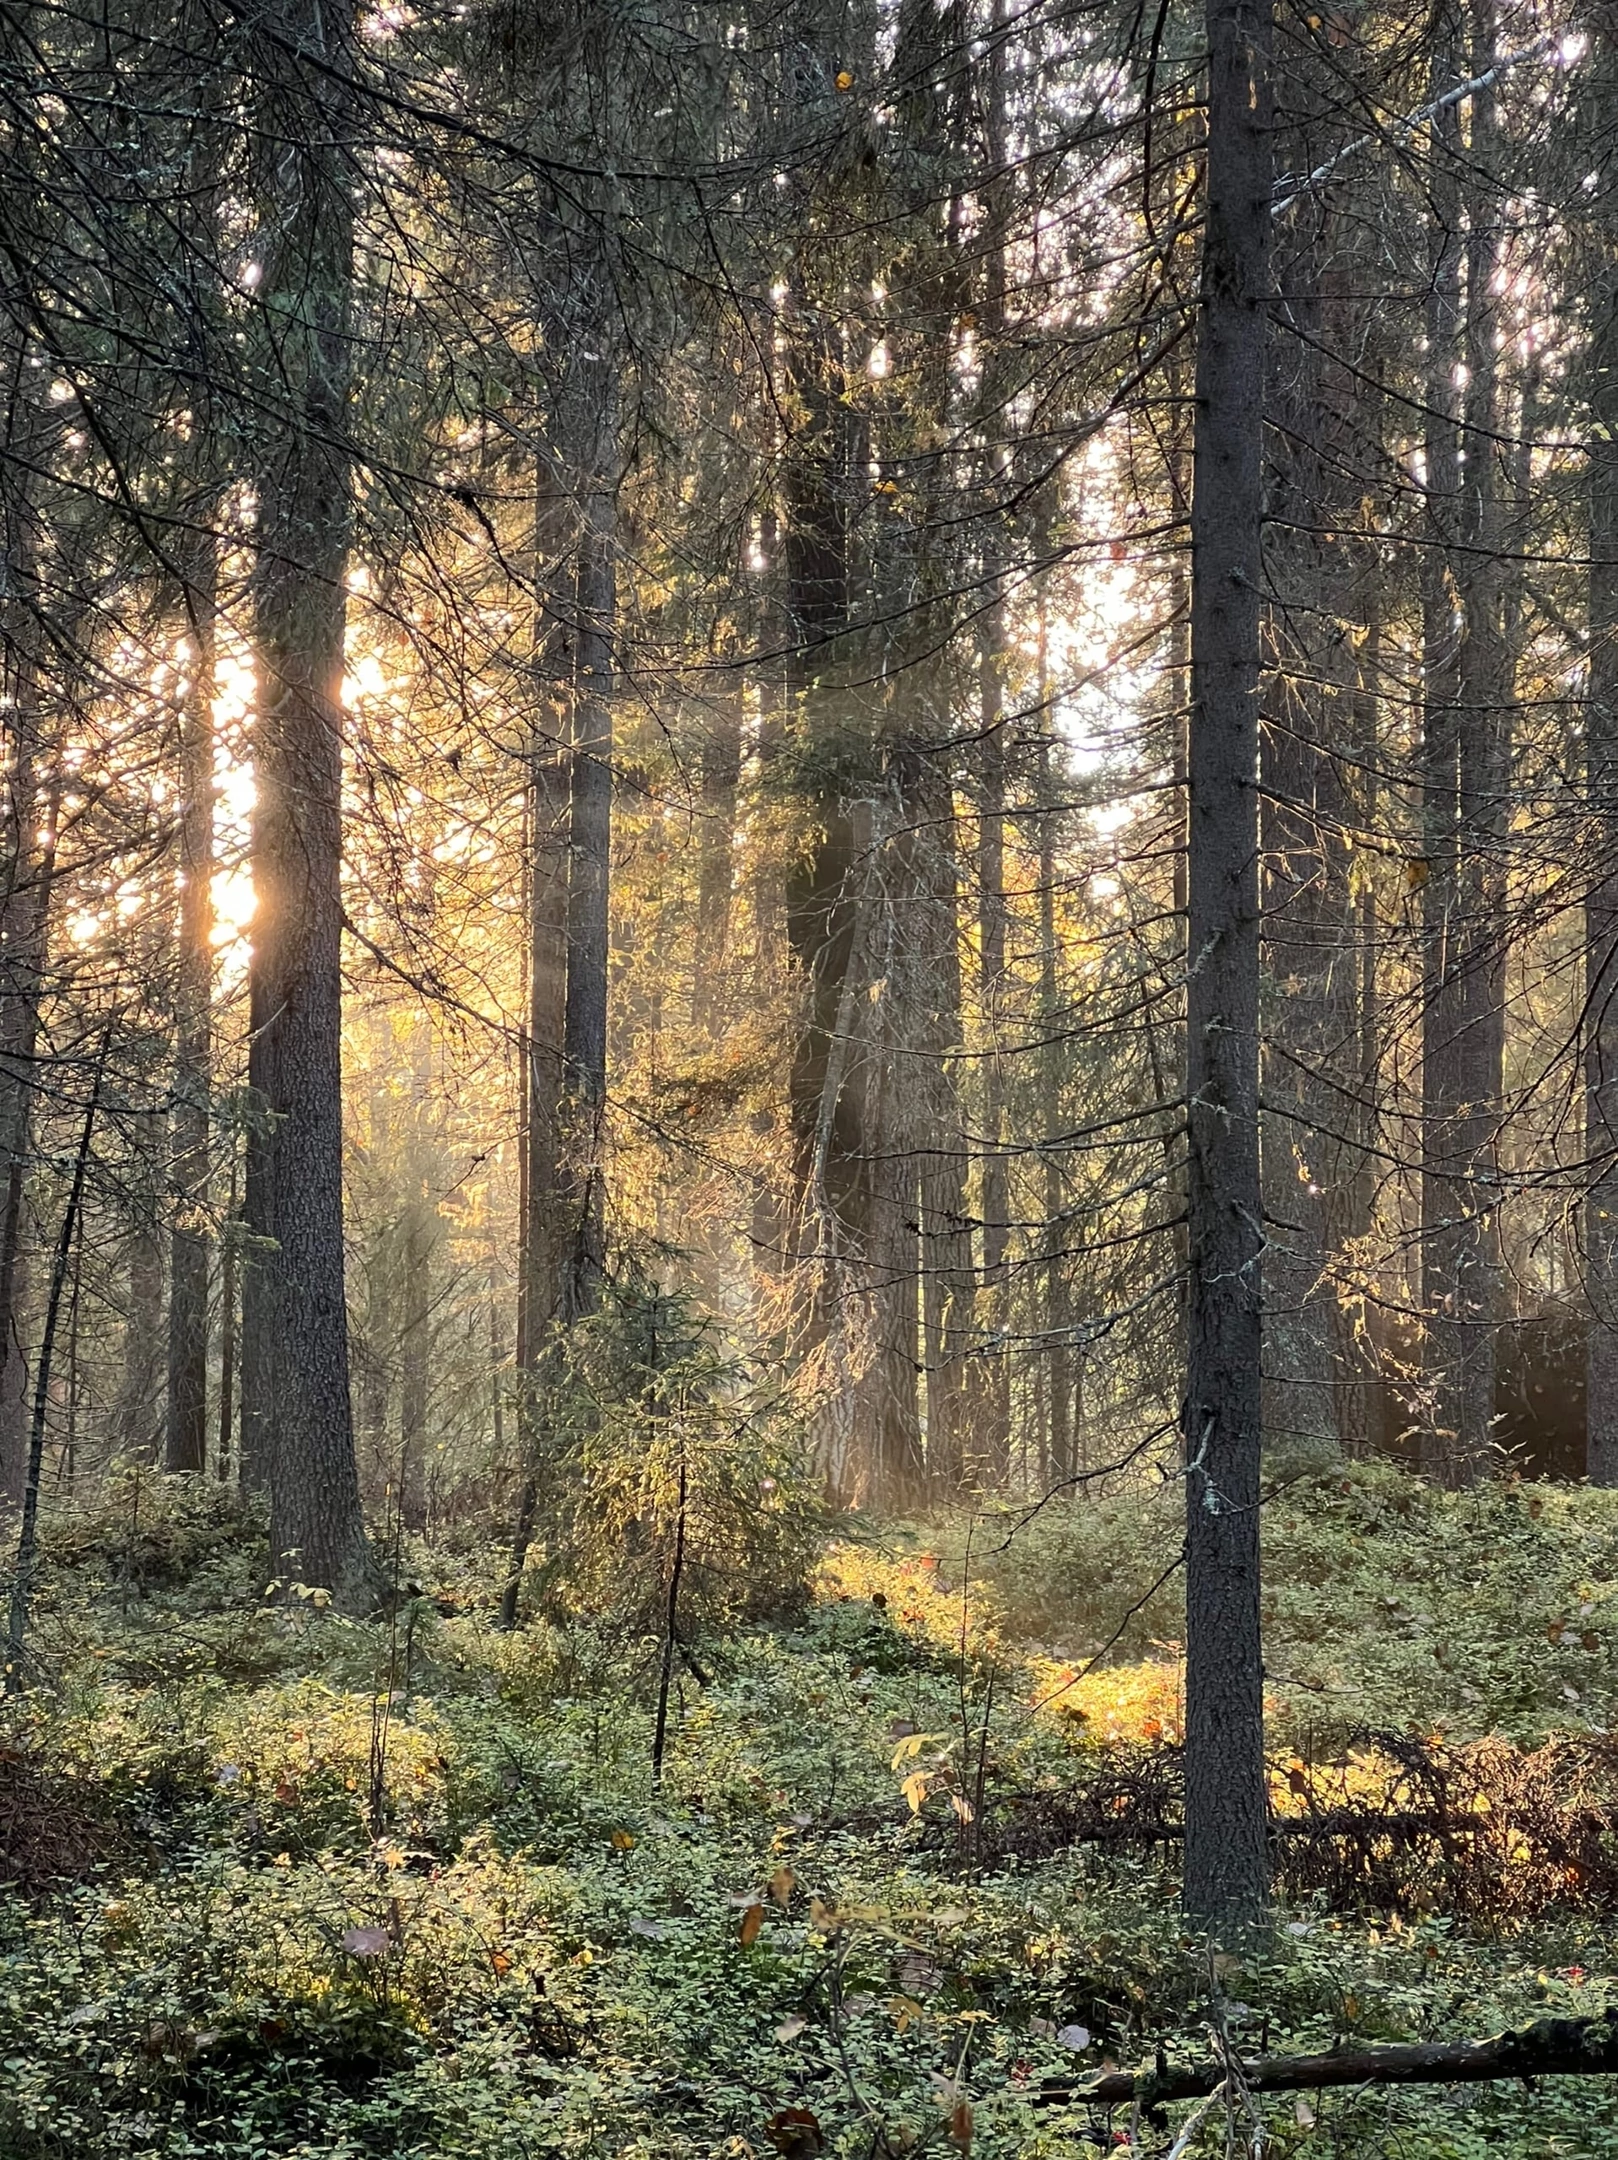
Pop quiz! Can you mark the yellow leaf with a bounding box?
[610,1829,636,1850]
[888,1994,923,2032]
[770,1865,796,1907]
[740,1902,765,1947]
[890,1732,941,1770]
[901,1769,932,1814]
[949,1792,975,1824]
[835,68,854,90]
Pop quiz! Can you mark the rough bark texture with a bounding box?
[501,357,618,1622]
[1181,0,1273,1925]
[500,462,573,1629]
[240,0,375,1607]
[1589,11,1618,1486]
[559,434,615,1322]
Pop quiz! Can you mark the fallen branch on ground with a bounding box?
[1038,2014,1618,2109]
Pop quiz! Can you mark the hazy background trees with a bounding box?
[0,0,1613,1643]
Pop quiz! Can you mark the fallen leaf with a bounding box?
[739,1902,765,1947]
[769,1865,796,1906]
[610,1829,635,1851]
[775,2014,807,2042]
[949,2099,973,2152]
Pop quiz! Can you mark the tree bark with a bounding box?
[1587,5,1618,1486]
[1181,0,1273,1926]
[558,411,615,1321]
[240,0,375,1606]
[501,373,617,1623]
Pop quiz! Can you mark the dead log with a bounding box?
[1039,2013,1618,2109]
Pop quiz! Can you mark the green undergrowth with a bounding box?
[0,1464,1610,2158]
[961,1461,1618,1748]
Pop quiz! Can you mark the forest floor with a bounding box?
[0,1462,1614,2160]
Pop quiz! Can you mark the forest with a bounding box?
[4,0,1618,2151]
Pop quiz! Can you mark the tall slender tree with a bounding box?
[239,0,375,1603]
[1181,0,1273,1925]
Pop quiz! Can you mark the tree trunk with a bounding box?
[558,416,615,1322]
[165,530,216,1473]
[501,364,618,1622]
[0,449,60,1506]
[780,305,867,1497]
[116,1153,165,1458]
[973,600,1013,1489]
[1181,0,1273,1926]
[1420,0,1505,1488]
[398,1195,434,1531]
[1035,577,1075,1487]
[1586,9,1618,1486]
[240,0,375,1606]
[693,672,742,1034]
